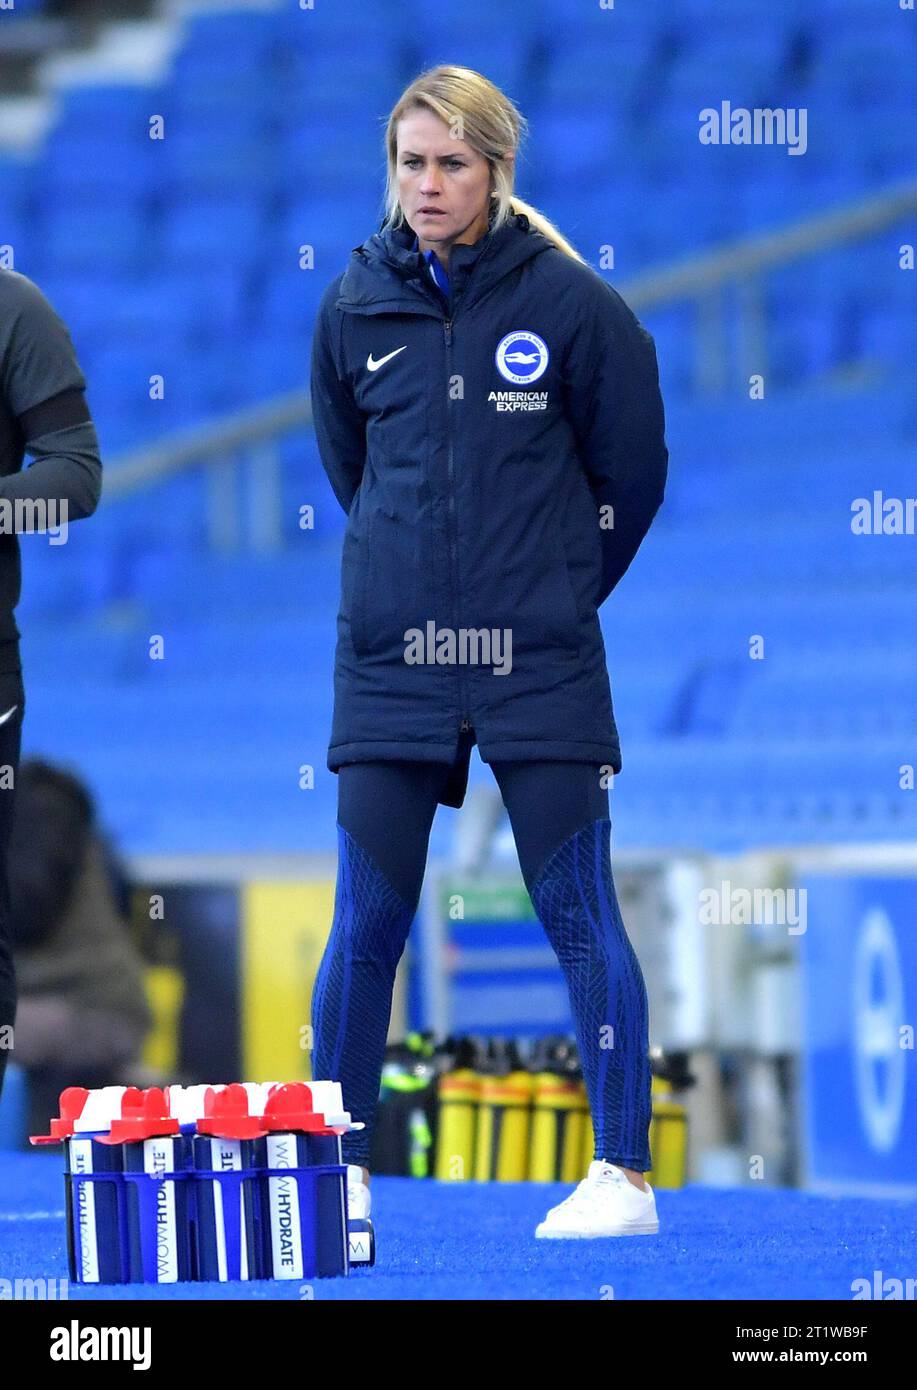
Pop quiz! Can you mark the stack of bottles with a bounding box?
[370,1034,691,1187]
[30,1080,374,1285]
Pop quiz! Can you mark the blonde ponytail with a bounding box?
[502,195,587,265]
[383,65,587,266]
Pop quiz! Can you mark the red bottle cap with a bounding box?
[29,1086,90,1145]
[262,1082,334,1134]
[197,1083,266,1140]
[101,1087,180,1144]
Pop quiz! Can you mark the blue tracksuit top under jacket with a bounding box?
[310,211,669,802]
[412,234,451,303]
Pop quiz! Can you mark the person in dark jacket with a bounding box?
[0,271,102,1100]
[7,760,152,1143]
[309,66,668,1239]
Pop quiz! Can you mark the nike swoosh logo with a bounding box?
[0,705,18,725]
[367,346,407,371]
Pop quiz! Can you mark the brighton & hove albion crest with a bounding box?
[495,330,549,385]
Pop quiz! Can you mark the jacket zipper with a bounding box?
[442,316,470,734]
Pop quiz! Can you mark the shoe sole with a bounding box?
[535,1221,659,1238]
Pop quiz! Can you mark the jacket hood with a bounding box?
[336,210,556,315]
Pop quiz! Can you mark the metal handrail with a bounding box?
[619,175,917,310]
[100,176,917,542]
[101,388,311,498]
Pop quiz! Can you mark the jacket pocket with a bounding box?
[496,532,582,659]
[341,512,370,657]
[545,533,583,654]
[352,513,373,657]
[349,506,430,658]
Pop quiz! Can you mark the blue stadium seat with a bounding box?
[5,1,914,858]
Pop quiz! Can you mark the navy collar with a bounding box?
[339,210,549,316]
[412,235,451,298]
[410,221,499,305]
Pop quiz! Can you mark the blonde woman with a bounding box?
[310,66,668,1242]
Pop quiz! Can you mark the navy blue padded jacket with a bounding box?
[310,211,668,800]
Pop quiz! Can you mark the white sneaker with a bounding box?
[345,1166,375,1266]
[535,1161,659,1238]
[346,1165,371,1221]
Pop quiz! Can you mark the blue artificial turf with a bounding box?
[2,1151,915,1300]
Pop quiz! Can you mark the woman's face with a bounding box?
[395,107,493,248]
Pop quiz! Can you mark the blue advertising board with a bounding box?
[800,875,916,1193]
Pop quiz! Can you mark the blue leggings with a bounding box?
[311,754,653,1173]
